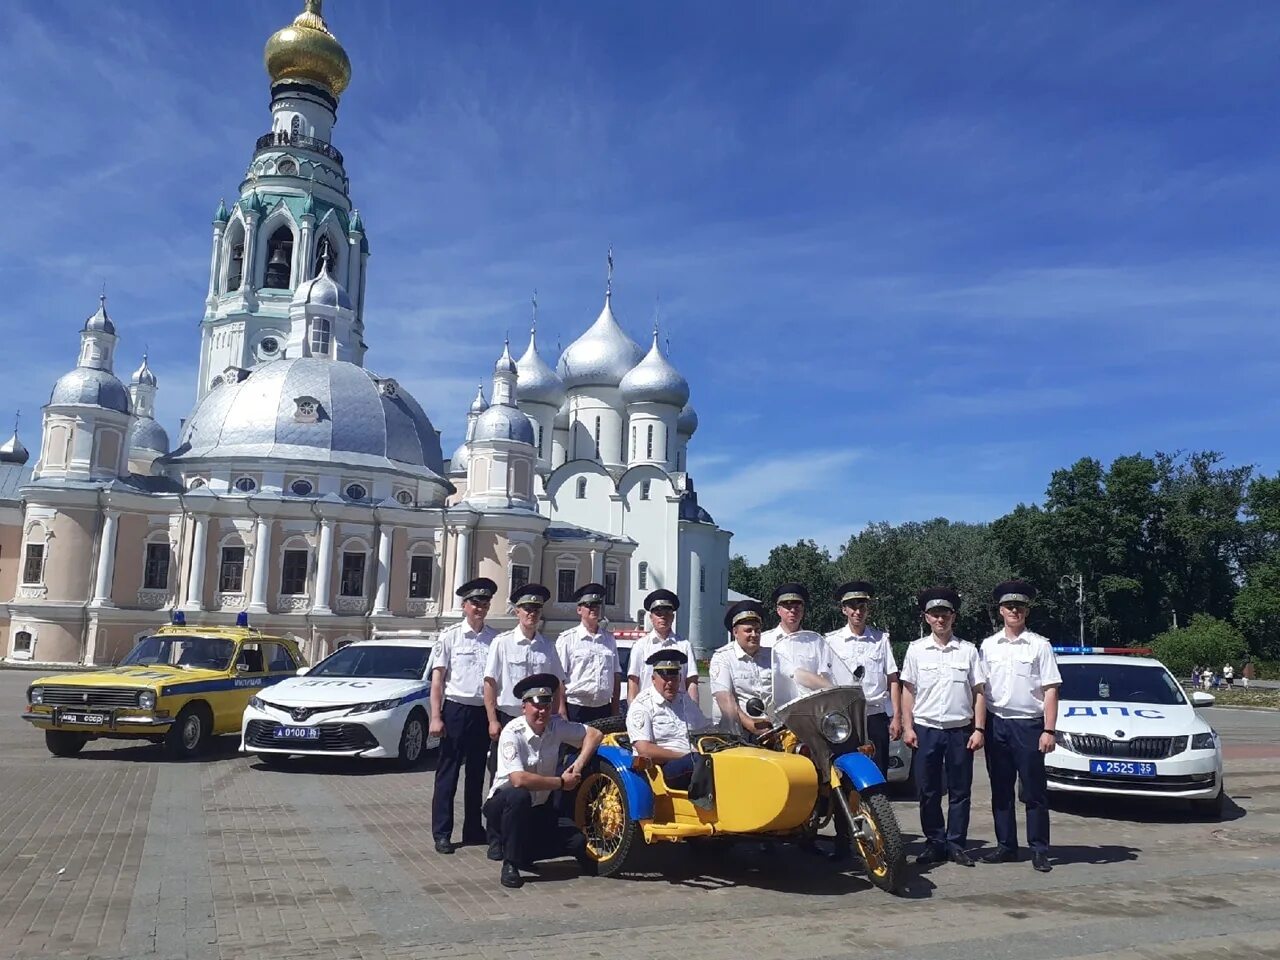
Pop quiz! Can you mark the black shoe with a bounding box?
[1032,851,1053,873]
[947,846,974,867]
[433,838,455,855]
[982,847,1018,864]
[915,844,946,866]
[500,861,524,889]
[487,842,504,862]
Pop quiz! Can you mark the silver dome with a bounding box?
[554,398,570,429]
[50,367,130,413]
[472,404,535,445]
[172,357,449,483]
[84,295,115,334]
[128,417,170,455]
[495,340,517,375]
[131,353,157,387]
[677,402,699,436]
[557,296,643,390]
[449,440,469,475]
[292,262,353,310]
[0,430,29,465]
[469,384,490,415]
[515,329,564,407]
[619,332,689,408]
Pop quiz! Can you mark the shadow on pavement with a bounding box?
[1050,791,1246,824]
[70,733,244,763]
[245,749,439,775]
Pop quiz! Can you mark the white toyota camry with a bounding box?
[1046,651,1224,817]
[241,638,438,768]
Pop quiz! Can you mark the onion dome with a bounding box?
[128,418,170,456]
[495,339,517,376]
[0,426,28,465]
[449,440,470,476]
[292,256,352,309]
[515,328,564,407]
[84,294,115,335]
[554,398,570,429]
[472,405,535,445]
[677,402,699,437]
[131,353,157,387]
[214,198,230,224]
[557,296,643,390]
[620,330,689,408]
[264,0,351,97]
[469,384,489,415]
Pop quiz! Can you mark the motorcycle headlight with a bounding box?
[1054,731,1075,752]
[29,686,43,705]
[138,690,156,711]
[819,711,852,744]
[349,698,400,715]
[1191,731,1217,750]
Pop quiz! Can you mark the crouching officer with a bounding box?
[979,580,1061,873]
[483,673,604,889]
[626,649,712,789]
[710,599,773,736]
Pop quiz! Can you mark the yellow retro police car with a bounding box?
[22,613,305,760]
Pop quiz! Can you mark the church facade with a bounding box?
[0,0,731,669]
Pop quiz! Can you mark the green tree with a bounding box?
[1234,474,1280,657]
[1150,614,1248,677]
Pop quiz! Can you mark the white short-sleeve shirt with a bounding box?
[708,641,772,718]
[487,715,587,805]
[628,631,697,690]
[429,621,497,706]
[900,635,986,729]
[764,627,832,707]
[824,626,899,715]
[979,630,1062,720]
[555,624,620,708]
[626,686,711,754]
[483,629,565,714]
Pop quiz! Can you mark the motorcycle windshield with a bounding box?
[775,685,869,773]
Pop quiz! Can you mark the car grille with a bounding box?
[244,719,378,752]
[39,686,141,708]
[1069,734,1186,759]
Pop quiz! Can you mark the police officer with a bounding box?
[709,599,773,736]
[900,587,987,867]
[979,579,1061,873]
[430,577,499,855]
[628,589,698,703]
[626,649,712,789]
[556,582,621,722]
[762,583,832,706]
[484,673,604,889]
[824,581,900,777]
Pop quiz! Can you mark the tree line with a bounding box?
[728,451,1280,668]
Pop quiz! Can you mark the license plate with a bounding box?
[61,712,108,725]
[273,726,320,740]
[1089,759,1156,777]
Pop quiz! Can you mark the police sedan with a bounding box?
[240,638,437,769]
[1045,651,1224,817]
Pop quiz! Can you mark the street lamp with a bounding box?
[1060,572,1085,647]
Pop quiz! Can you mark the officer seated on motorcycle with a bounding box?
[626,649,713,789]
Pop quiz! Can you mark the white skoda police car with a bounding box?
[241,638,438,769]
[1045,649,1224,816]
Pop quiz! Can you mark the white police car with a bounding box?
[1045,650,1224,816]
[240,638,438,769]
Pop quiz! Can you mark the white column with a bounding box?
[298,217,315,283]
[90,510,119,606]
[372,525,394,615]
[450,526,471,614]
[248,516,272,613]
[206,222,226,305]
[590,547,603,584]
[312,519,333,614]
[183,516,208,611]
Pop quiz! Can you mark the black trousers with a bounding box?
[567,703,613,723]
[486,711,518,778]
[483,786,586,865]
[986,714,1049,854]
[432,700,490,843]
[915,725,974,849]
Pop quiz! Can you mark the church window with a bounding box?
[290,115,302,140]
[219,547,246,592]
[14,630,32,654]
[290,478,314,496]
[277,158,297,176]
[395,489,414,506]
[593,417,601,459]
[294,397,319,423]
[557,568,577,603]
[638,561,649,590]
[631,425,636,459]
[700,564,707,593]
[281,549,309,595]
[534,424,542,457]
[510,563,530,596]
[408,555,434,599]
[604,571,618,606]
[143,542,171,590]
[641,480,651,501]
[344,482,367,501]
[646,424,654,460]
[665,430,670,464]
[227,238,244,292]
[340,552,366,597]
[233,476,257,493]
[576,477,587,499]
[263,225,294,289]
[310,317,331,356]
[188,477,207,489]
[21,544,45,585]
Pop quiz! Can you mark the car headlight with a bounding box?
[1054,731,1076,752]
[349,698,400,715]
[819,711,852,744]
[1191,731,1217,750]
[248,696,266,710]
[138,690,156,711]
[29,686,43,705]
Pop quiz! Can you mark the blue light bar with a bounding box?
[171,611,186,626]
[1053,646,1152,656]
[236,612,249,628]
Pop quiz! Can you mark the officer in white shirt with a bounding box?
[979,580,1062,873]
[900,586,987,868]
[762,582,833,707]
[628,590,698,703]
[484,673,603,889]
[627,649,712,789]
[710,599,773,736]
[556,582,621,723]
[430,577,499,855]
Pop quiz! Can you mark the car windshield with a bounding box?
[1059,662,1187,706]
[309,644,430,680]
[120,635,236,671]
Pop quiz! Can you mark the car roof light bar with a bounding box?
[1053,646,1153,656]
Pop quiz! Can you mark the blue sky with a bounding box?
[2,1,1279,561]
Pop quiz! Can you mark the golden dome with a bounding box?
[264,0,351,97]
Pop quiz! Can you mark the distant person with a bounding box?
[1243,660,1254,690]
[1201,667,1214,691]
[1222,662,1234,689]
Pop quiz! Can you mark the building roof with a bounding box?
[0,461,33,501]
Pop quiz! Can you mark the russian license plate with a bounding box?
[60,712,108,725]
[273,726,320,740]
[1090,759,1156,777]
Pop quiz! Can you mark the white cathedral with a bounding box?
[0,0,731,668]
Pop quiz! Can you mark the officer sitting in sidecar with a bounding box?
[626,649,712,789]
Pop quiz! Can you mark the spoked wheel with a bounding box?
[574,764,637,877]
[844,788,906,894]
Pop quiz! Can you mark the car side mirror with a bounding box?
[1191,691,1215,707]
[295,666,309,676]
[744,697,767,718]
[236,663,249,673]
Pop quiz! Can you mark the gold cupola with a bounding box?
[264,0,351,97]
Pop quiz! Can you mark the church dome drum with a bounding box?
[472,405,535,445]
[128,417,170,455]
[49,368,130,414]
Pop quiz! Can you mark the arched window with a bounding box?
[534,424,542,457]
[263,225,294,289]
[13,630,33,654]
[575,477,587,499]
[225,222,246,292]
[638,561,648,590]
[646,424,654,460]
[593,416,602,460]
[640,479,651,501]
[310,317,331,356]
[664,429,670,463]
[290,115,303,140]
[631,425,637,459]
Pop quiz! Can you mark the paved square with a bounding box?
[3,669,1279,960]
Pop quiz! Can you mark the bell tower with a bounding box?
[196,0,369,401]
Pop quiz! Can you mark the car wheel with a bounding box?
[1192,783,1227,820]
[45,730,88,757]
[164,704,210,760]
[575,762,639,877]
[396,711,427,770]
[256,752,291,768]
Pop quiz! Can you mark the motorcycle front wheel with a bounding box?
[844,789,906,894]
